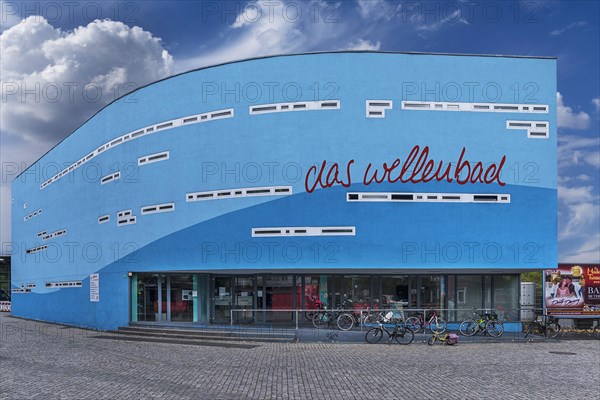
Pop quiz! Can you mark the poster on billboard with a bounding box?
[545,264,600,316]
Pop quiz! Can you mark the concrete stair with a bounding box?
[94,324,298,347]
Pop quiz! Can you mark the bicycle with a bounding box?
[359,308,408,327]
[405,309,447,333]
[364,311,415,345]
[312,300,355,331]
[459,310,504,337]
[304,295,325,321]
[428,332,459,346]
[523,314,560,339]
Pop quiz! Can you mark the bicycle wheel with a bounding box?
[312,312,331,329]
[430,317,447,334]
[394,327,414,345]
[546,322,560,339]
[460,320,477,336]
[365,327,384,344]
[405,317,421,332]
[485,320,504,337]
[427,335,437,345]
[337,313,355,331]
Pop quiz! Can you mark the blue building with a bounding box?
[11,52,557,330]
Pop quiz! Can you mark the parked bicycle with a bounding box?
[304,295,326,321]
[312,299,356,331]
[428,332,459,346]
[360,308,410,327]
[459,310,504,337]
[364,311,415,345]
[523,314,560,339]
[405,309,447,333]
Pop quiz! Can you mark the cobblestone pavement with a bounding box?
[1,314,598,400]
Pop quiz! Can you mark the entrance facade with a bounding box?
[130,272,520,324]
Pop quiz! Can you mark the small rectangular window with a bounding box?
[473,195,498,202]
[141,203,175,215]
[494,105,519,110]
[391,194,414,201]
[254,230,283,235]
[211,111,232,118]
[156,122,173,130]
[246,189,271,194]
[368,102,391,107]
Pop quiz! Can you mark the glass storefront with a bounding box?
[170,274,194,322]
[133,273,202,323]
[343,275,371,311]
[131,272,521,324]
[493,275,519,321]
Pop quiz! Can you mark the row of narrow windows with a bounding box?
[38,98,549,191]
[25,187,511,254]
[40,109,234,190]
[13,281,82,292]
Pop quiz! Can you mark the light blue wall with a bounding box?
[11,52,557,329]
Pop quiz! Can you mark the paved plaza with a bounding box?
[0,313,598,400]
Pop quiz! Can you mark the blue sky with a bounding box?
[1,0,599,262]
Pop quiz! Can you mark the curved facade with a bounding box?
[11,52,557,329]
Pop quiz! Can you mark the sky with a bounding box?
[0,0,599,262]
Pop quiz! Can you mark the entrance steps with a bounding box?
[102,324,298,346]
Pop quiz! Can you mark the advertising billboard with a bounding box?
[545,264,600,317]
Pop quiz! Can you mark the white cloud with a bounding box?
[593,98,600,112]
[558,133,600,262]
[558,183,600,262]
[344,38,381,51]
[558,135,600,169]
[0,16,172,244]
[415,10,469,32]
[356,0,397,21]
[559,174,593,184]
[550,21,586,36]
[558,185,595,206]
[557,92,590,130]
[0,16,173,144]
[175,1,351,73]
[560,233,600,263]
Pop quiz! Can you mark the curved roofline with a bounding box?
[15,50,557,179]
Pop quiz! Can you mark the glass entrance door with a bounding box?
[170,274,194,322]
[136,273,159,322]
[213,277,232,323]
[233,276,254,323]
